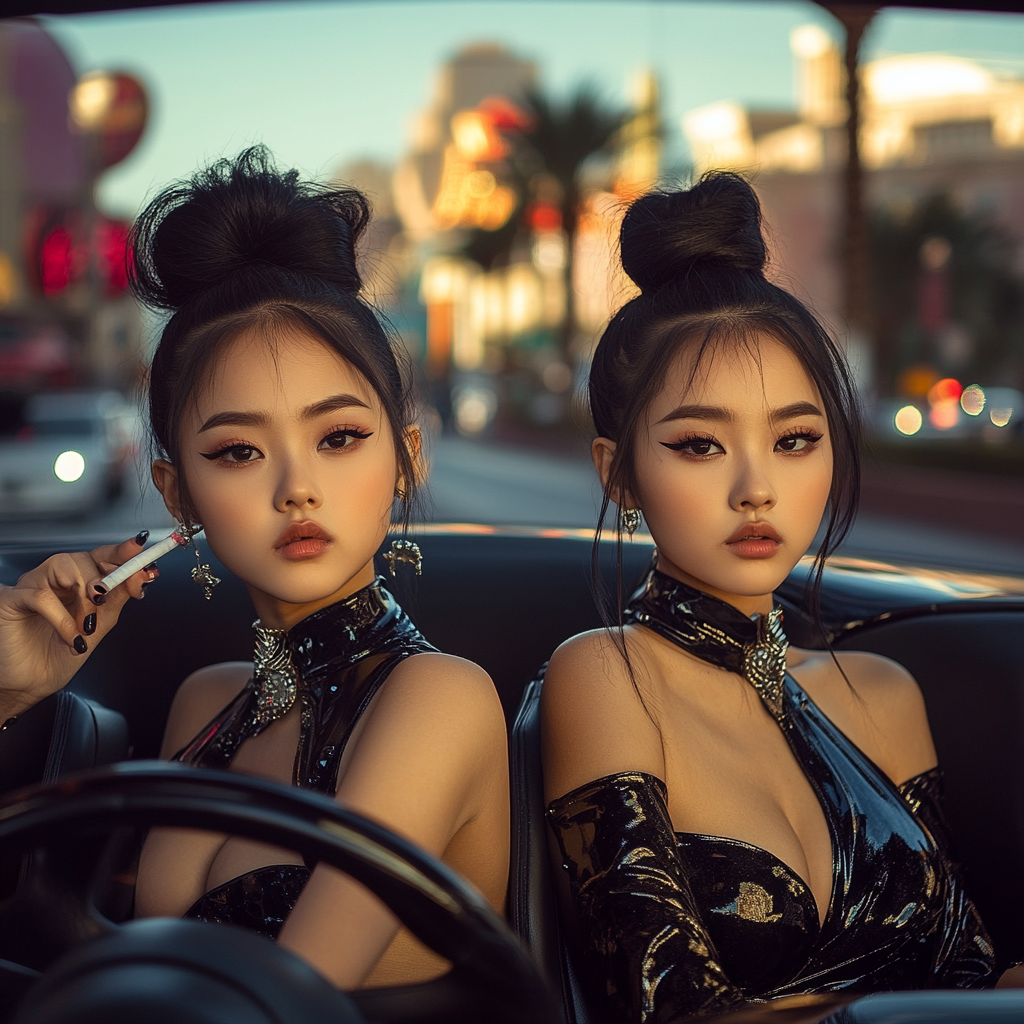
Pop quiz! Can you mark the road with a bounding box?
[3,435,1022,577]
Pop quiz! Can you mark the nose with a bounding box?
[273,452,323,513]
[728,454,777,514]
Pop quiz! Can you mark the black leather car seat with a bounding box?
[510,674,607,1024]
[0,691,131,972]
[510,607,1024,1022]
[0,690,128,796]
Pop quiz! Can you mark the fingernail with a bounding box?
[83,613,96,635]
[92,592,105,606]
[73,635,88,655]
[143,563,157,572]
[135,530,150,546]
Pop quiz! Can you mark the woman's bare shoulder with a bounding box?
[359,652,506,752]
[159,661,252,758]
[791,647,935,783]
[545,628,643,695]
[542,629,665,800]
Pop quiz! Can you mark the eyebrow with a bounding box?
[655,400,824,425]
[197,393,371,434]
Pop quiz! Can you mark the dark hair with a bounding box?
[589,171,861,651]
[130,145,417,529]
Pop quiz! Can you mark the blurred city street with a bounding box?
[4,436,1021,579]
[427,437,1024,576]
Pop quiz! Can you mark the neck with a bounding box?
[654,553,774,619]
[247,559,378,632]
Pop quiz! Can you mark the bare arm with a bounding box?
[541,629,665,803]
[278,652,508,989]
[135,663,252,918]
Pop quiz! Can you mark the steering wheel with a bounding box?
[0,762,559,1024]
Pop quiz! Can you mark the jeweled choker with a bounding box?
[251,621,299,732]
[625,569,789,719]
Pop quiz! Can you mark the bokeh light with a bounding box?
[927,377,962,406]
[960,384,985,416]
[990,407,1013,428]
[929,399,959,430]
[53,450,86,482]
[897,365,939,399]
[894,405,923,435]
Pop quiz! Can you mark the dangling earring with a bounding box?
[619,507,642,537]
[383,539,423,576]
[181,523,221,600]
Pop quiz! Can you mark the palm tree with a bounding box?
[516,85,627,362]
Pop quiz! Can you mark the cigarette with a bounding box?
[93,525,193,598]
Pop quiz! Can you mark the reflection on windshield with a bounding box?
[0,2,1022,578]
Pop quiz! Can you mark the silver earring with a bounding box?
[183,525,221,600]
[383,539,422,576]
[619,508,642,537]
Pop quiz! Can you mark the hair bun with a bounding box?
[130,145,370,310]
[619,171,767,294]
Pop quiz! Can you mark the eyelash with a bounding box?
[199,426,373,464]
[660,428,823,458]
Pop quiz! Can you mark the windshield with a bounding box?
[0,1,1021,576]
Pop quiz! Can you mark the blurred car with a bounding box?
[0,391,137,520]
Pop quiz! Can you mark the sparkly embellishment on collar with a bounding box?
[251,621,298,733]
[742,606,788,719]
[625,569,789,719]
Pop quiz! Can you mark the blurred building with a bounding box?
[0,18,144,396]
[394,43,535,244]
[682,25,1024,382]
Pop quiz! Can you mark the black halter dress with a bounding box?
[173,576,435,939]
[546,570,997,1022]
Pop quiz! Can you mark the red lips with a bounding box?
[725,521,782,559]
[274,521,333,560]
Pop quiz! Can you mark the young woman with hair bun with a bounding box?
[541,172,1008,1020]
[0,147,509,990]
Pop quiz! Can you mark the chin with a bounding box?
[678,555,796,601]
[718,560,798,598]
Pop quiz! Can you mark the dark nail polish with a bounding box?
[143,562,157,572]
[73,635,88,655]
[135,530,150,546]
[92,592,105,606]
[83,612,96,635]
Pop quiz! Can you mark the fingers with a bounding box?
[88,531,152,605]
[9,583,89,656]
[123,561,160,601]
[90,530,150,568]
[41,552,95,641]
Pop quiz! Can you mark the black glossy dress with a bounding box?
[173,576,435,938]
[546,570,997,1022]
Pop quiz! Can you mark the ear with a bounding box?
[591,437,638,509]
[400,425,427,489]
[152,460,182,522]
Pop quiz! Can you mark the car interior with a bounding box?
[1,528,1022,1023]
[2,0,1023,1020]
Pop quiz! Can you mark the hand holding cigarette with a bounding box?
[0,531,167,722]
[92,524,195,603]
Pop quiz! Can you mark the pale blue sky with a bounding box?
[42,1,1024,219]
